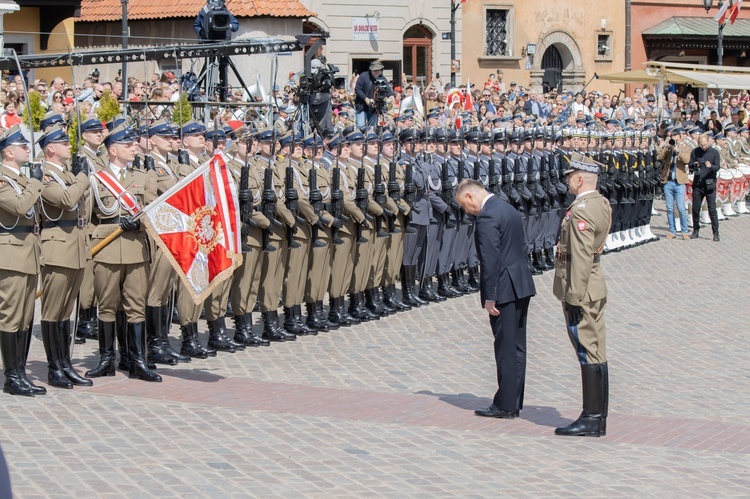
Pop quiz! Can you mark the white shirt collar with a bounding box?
[45,161,65,173]
[575,189,596,199]
[480,193,494,210]
[1,163,21,175]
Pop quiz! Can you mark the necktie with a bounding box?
[119,169,126,184]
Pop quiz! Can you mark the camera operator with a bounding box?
[689,133,721,241]
[354,60,393,128]
[657,126,691,239]
[194,0,239,40]
[309,56,335,131]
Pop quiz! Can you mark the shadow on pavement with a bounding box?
[415,390,569,428]
[157,368,225,383]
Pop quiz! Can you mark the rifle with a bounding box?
[260,166,280,252]
[354,163,370,244]
[488,132,500,196]
[373,141,390,238]
[329,164,346,246]
[238,137,256,253]
[284,148,303,249]
[456,135,467,223]
[441,159,456,229]
[308,164,327,249]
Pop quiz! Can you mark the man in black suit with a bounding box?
[689,132,721,241]
[456,179,537,419]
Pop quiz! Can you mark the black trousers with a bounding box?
[692,183,719,235]
[489,296,530,412]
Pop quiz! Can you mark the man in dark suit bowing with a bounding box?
[456,179,537,419]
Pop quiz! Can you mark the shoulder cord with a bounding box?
[38,169,72,222]
[89,175,121,217]
[0,174,25,229]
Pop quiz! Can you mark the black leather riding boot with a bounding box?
[41,321,72,389]
[146,306,177,366]
[85,321,116,378]
[180,322,208,359]
[160,305,189,362]
[127,322,162,382]
[59,320,92,386]
[17,330,46,395]
[555,362,608,437]
[1,331,34,396]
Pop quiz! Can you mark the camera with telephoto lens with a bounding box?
[374,75,390,112]
[668,139,676,147]
[690,161,701,174]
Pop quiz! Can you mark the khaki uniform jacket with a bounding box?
[720,141,739,168]
[40,163,90,269]
[226,154,270,248]
[552,191,611,306]
[252,155,296,242]
[338,160,366,226]
[309,162,336,240]
[80,145,109,173]
[151,152,177,194]
[658,140,691,184]
[0,165,42,275]
[91,165,157,265]
[289,158,320,231]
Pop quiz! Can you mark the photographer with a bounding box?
[194,0,239,40]
[689,133,721,241]
[657,126,691,239]
[309,57,335,131]
[354,60,393,127]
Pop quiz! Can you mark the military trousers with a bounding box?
[403,224,426,267]
[305,238,331,303]
[40,266,84,322]
[230,243,263,316]
[177,281,203,326]
[258,226,288,313]
[383,214,407,287]
[205,278,233,321]
[328,225,355,299]
[284,225,311,307]
[563,298,608,365]
[93,262,148,323]
[367,229,390,289]
[0,270,36,332]
[350,226,374,294]
[147,246,177,307]
[78,260,96,309]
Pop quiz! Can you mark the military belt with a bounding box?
[98,216,127,225]
[556,253,601,263]
[0,224,39,234]
[42,219,85,229]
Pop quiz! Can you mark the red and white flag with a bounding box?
[716,0,742,24]
[464,79,474,111]
[142,153,242,304]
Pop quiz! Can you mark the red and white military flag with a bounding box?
[142,153,242,304]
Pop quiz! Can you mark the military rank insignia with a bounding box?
[42,175,52,184]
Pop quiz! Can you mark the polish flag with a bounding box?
[464,79,474,111]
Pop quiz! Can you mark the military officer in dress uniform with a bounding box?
[0,126,46,396]
[37,125,93,389]
[419,127,448,303]
[142,119,191,365]
[75,117,109,341]
[84,124,161,382]
[553,152,611,438]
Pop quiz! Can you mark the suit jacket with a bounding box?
[474,194,536,307]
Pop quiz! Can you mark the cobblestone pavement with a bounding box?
[2,201,749,497]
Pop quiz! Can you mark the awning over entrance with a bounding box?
[600,62,750,91]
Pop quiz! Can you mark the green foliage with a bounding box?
[21,90,45,132]
[95,90,121,124]
[69,113,79,154]
[173,92,193,126]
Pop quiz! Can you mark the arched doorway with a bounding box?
[403,25,433,87]
[541,45,563,93]
[530,30,585,92]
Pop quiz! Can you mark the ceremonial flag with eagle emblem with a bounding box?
[142,153,242,304]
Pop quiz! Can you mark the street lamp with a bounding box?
[702,0,725,114]
[450,0,459,87]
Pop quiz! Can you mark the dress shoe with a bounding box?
[554,415,605,437]
[690,231,700,239]
[474,405,517,419]
[713,234,720,242]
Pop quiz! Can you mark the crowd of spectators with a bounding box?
[3,67,750,135]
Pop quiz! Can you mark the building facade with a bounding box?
[299,0,461,89]
[461,0,626,94]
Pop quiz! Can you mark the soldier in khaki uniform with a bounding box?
[142,120,191,365]
[347,131,383,321]
[279,132,319,336]
[0,126,46,397]
[552,152,611,438]
[254,129,298,341]
[226,130,270,347]
[379,132,412,312]
[75,117,109,343]
[327,134,365,326]
[84,124,161,382]
[302,135,339,332]
[173,120,220,358]
[363,130,399,315]
[37,125,93,389]
[200,128,245,353]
